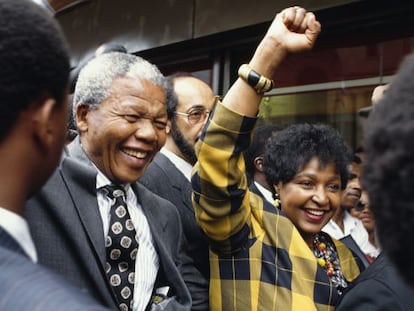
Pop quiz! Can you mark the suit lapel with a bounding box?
[132,182,169,233]
[0,227,28,258]
[132,182,173,277]
[179,179,193,211]
[155,153,194,213]
[63,139,106,265]
[132,182,177,293]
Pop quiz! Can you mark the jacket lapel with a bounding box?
[132,182,169,234]
[60,159,106,265]
[155,153,194,213]
[0,227,28,258]
[132,182,177,294]
[62,140,119,306]
[63,139,106,265]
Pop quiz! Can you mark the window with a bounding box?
[256,36,414,149]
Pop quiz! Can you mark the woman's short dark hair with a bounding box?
[363,53,414,286]
[263,123,350,189]
[0,0,70,141]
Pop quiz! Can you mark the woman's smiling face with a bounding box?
[277,157,341,246]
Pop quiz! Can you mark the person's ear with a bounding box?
[165,120,172,134]
[254,156,264,172]
[75,103,90,133]
[30,96,62,151]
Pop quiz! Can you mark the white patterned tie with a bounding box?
[103,184,138,311]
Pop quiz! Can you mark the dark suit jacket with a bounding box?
[336,253,414,310]
[0,227,109,310]
[140,152,210,280]
[25,139,208,311]
[248,182,265,200]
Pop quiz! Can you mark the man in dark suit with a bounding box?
[25,53,208,311]
[140,76,215,280]
[0,1,109,310]
[336,254,414,310]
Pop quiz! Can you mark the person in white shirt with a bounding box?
[350,190,381,262]
[323,154,378,259]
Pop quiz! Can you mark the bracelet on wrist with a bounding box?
[238,64,274,94]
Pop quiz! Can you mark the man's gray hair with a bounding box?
[72,52,166,119]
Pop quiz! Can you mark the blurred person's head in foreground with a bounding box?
[363,53,414,286]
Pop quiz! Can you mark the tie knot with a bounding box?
[102,184,126,201]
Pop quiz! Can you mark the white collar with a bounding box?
[0,207,37,262]
[95,166,130,192]
[160,147,193,181]
[254,181,275,204]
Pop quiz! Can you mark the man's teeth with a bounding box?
[123,148,147,158]
[307,209,324,216]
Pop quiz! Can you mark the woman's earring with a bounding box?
[274,192,281,209]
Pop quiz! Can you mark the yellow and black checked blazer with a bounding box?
[192,102,361,311]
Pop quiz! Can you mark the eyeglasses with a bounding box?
[174,108,211,125]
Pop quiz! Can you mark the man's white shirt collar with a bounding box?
[160,147,193,181]
[254,181,275,204]
[0,207,38,262]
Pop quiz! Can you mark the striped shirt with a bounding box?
[96,170,159,311]
[192,102,361,311]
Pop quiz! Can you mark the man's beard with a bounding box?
[171,120,197,165]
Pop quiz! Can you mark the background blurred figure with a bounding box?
[350,190,380,262]
[244,124,283,203]
[0,1,108,309]
[69,42,128,94]
[140,75,215,280]
[371,84,389,105]
[358,84,389,118]
[323,154,378,260]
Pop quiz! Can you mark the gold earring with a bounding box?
[274,192,281,209]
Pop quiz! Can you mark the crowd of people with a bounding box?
[1,1,414,310]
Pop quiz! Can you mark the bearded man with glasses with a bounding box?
[140,75,215,281]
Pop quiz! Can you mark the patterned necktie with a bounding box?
[103,184,139,311]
